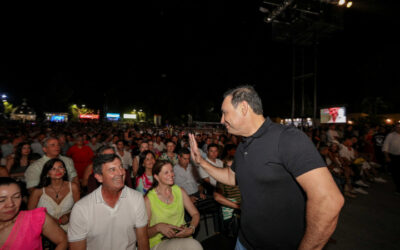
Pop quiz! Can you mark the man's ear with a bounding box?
[240,101,249,116]
[94,173,103,183]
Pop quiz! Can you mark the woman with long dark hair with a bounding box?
[5,141,32,179]
[144,160,202,250]
[27,158,80,231]
[135,150,156,195]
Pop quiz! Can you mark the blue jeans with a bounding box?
[235,238,247,250]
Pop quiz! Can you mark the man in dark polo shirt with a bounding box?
[189,85,344,250]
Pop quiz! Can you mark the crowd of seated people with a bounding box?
[0,121,242,249]
[0,119,397,249]
[305,123,390,199]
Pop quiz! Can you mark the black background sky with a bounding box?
[1,0,399,122]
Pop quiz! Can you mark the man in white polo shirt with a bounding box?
[198,143,224,187]
[68,154,149,250]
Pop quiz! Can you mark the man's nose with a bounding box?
[220,114,225,124]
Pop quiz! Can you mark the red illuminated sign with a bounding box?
[79,114,99,119]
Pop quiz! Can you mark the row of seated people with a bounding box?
[85,144,240,237]
[319,136,387,199]
[0,158,202,250]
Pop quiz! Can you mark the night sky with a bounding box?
[1,0,399,122]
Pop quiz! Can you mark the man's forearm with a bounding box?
[69,240,86,250]
[214,192,240,209]
[299,195,344,250]
[198,158,235,186]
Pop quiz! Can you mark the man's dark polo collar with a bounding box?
[250,116,272,138]
[241,117,272,148]
[246,117,272,139]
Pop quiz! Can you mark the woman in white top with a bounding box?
[28,158,80,231]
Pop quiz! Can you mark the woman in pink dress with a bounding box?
[0,177,67,250]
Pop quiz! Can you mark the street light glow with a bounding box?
[346,1,353,8]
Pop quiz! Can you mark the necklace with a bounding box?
[49,182,64,200]
[156,187,172,204]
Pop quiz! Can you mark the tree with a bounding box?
[361,96,388,115]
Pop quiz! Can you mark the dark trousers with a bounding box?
[389,154,400,192]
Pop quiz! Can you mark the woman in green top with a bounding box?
[144,160,203,250]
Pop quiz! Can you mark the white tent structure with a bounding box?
[10,99,36,122]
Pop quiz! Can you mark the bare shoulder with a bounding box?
[144,195,151,208]
[70,182,80,191]
[6,154,14,161]
[179,186,188,196]
[31,187,44,197]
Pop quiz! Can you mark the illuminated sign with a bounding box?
[123,114,137,119]
[51,115,66,122]
[281,118,313,127]
[79,114,99,119]
[106,113,120,121]
[106,113,120,118]
[45,113,68,122]
[320,107,347,124]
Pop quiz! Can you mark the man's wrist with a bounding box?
[199,157,207,167]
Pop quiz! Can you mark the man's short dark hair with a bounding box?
[93,154,121,175]
[96,145,115,155]
[178,148,190,156]
[224,85,263,115]
[207,143,219,151]
[116,139,125,146]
